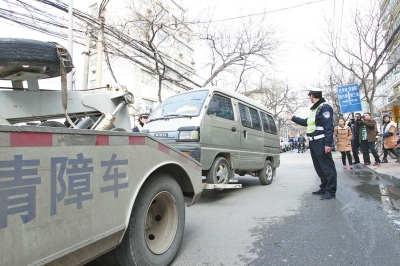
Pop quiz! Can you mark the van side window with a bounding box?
[238,103,261,130]
[208,94,234,120]
[260,112,278,134]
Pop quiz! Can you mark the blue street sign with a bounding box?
[337,83,363,113]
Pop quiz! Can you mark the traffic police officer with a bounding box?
[132,113,149,132]
[287,89,337,200]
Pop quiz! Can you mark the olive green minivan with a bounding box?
[142,87,280,186]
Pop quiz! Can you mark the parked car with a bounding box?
[279,137,288,152]
[282,137,290,151]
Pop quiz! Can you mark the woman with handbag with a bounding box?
[381,115,399,163]
[334,118,353,169]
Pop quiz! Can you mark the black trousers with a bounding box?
[351,141,360,164]
[309,138,337,195]
[360,140,380,163]
[341,151,353,165]
[383,147,399,159]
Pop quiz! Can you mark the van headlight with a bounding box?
[178,130,199,141]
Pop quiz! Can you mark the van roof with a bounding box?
[181,87,274,116]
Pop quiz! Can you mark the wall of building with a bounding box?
[84,0,196,128]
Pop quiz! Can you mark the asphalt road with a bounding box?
[171,150,400,266]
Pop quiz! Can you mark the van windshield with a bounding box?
[147,90,209,122]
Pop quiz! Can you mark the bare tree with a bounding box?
[314,0,388,114]
[314,62,359,123]
[111,0,197,102]
[197,13,279,88]
[242,78,297,133]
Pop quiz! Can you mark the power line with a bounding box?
[0,0,202,89]
[191,0,325,24]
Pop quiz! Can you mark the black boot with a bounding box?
[381,158,388,163]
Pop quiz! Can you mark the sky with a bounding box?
[180,0,332,90]
[0,0,363,91]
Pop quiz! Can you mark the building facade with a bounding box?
[376,0,400,125]
[85,0,196,127]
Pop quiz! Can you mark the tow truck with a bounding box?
[0,38,203,266]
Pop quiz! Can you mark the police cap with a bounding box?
[307,89,323,98]
[139,113,149,118]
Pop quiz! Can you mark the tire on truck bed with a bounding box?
[96,172,185,266]
[0,38,72,79]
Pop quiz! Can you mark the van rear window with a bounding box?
[260,112,277,134]
[238,103,261,130]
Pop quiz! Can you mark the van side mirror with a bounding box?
[207,101,220,114]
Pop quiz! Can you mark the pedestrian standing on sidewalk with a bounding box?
[356,112,381,166]
[381,114,399,163]
[334,118,353,169]
[349,113,361,164]
[287,89,337,200]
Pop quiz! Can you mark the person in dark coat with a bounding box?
[287,89,337,200]
[349,113,361,164]
[355,112,380,166]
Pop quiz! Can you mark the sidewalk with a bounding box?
[332,151,400,185]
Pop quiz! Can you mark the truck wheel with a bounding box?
[206,157,230,185]
[115,173,184,266]
[258,160,274,185]
[0,38,72,79]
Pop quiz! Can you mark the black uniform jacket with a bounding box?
[291,98,335,147]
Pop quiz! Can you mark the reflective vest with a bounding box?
[306,103,324,134]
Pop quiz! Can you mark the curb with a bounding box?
[332,151,400,186]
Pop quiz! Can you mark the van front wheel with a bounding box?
[206,157,230,185]
[259,160,274,185]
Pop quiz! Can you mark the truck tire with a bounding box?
[0,38,72,79]
[97,173,185,266]
[206,157,230,185]
[258,160,274,185]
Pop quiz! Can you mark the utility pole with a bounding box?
[67,0,73,90]
[82,26,92,90]
[95,10,105,88]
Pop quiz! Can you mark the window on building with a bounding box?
[143,99,155,113]
[89,55,97,68]
[90,3,99,18]
[90,79,96,89]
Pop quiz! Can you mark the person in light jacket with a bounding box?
[334,118,353,169]
[381,114,399,163]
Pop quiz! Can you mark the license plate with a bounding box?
[154,133,168,137]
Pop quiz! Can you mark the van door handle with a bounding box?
[243,130,247,139]
[231,127,236,132]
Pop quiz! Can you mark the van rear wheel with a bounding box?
[259,160,274,185]
[206,157,230,185]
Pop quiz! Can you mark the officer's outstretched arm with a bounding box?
[291,116,308,127]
